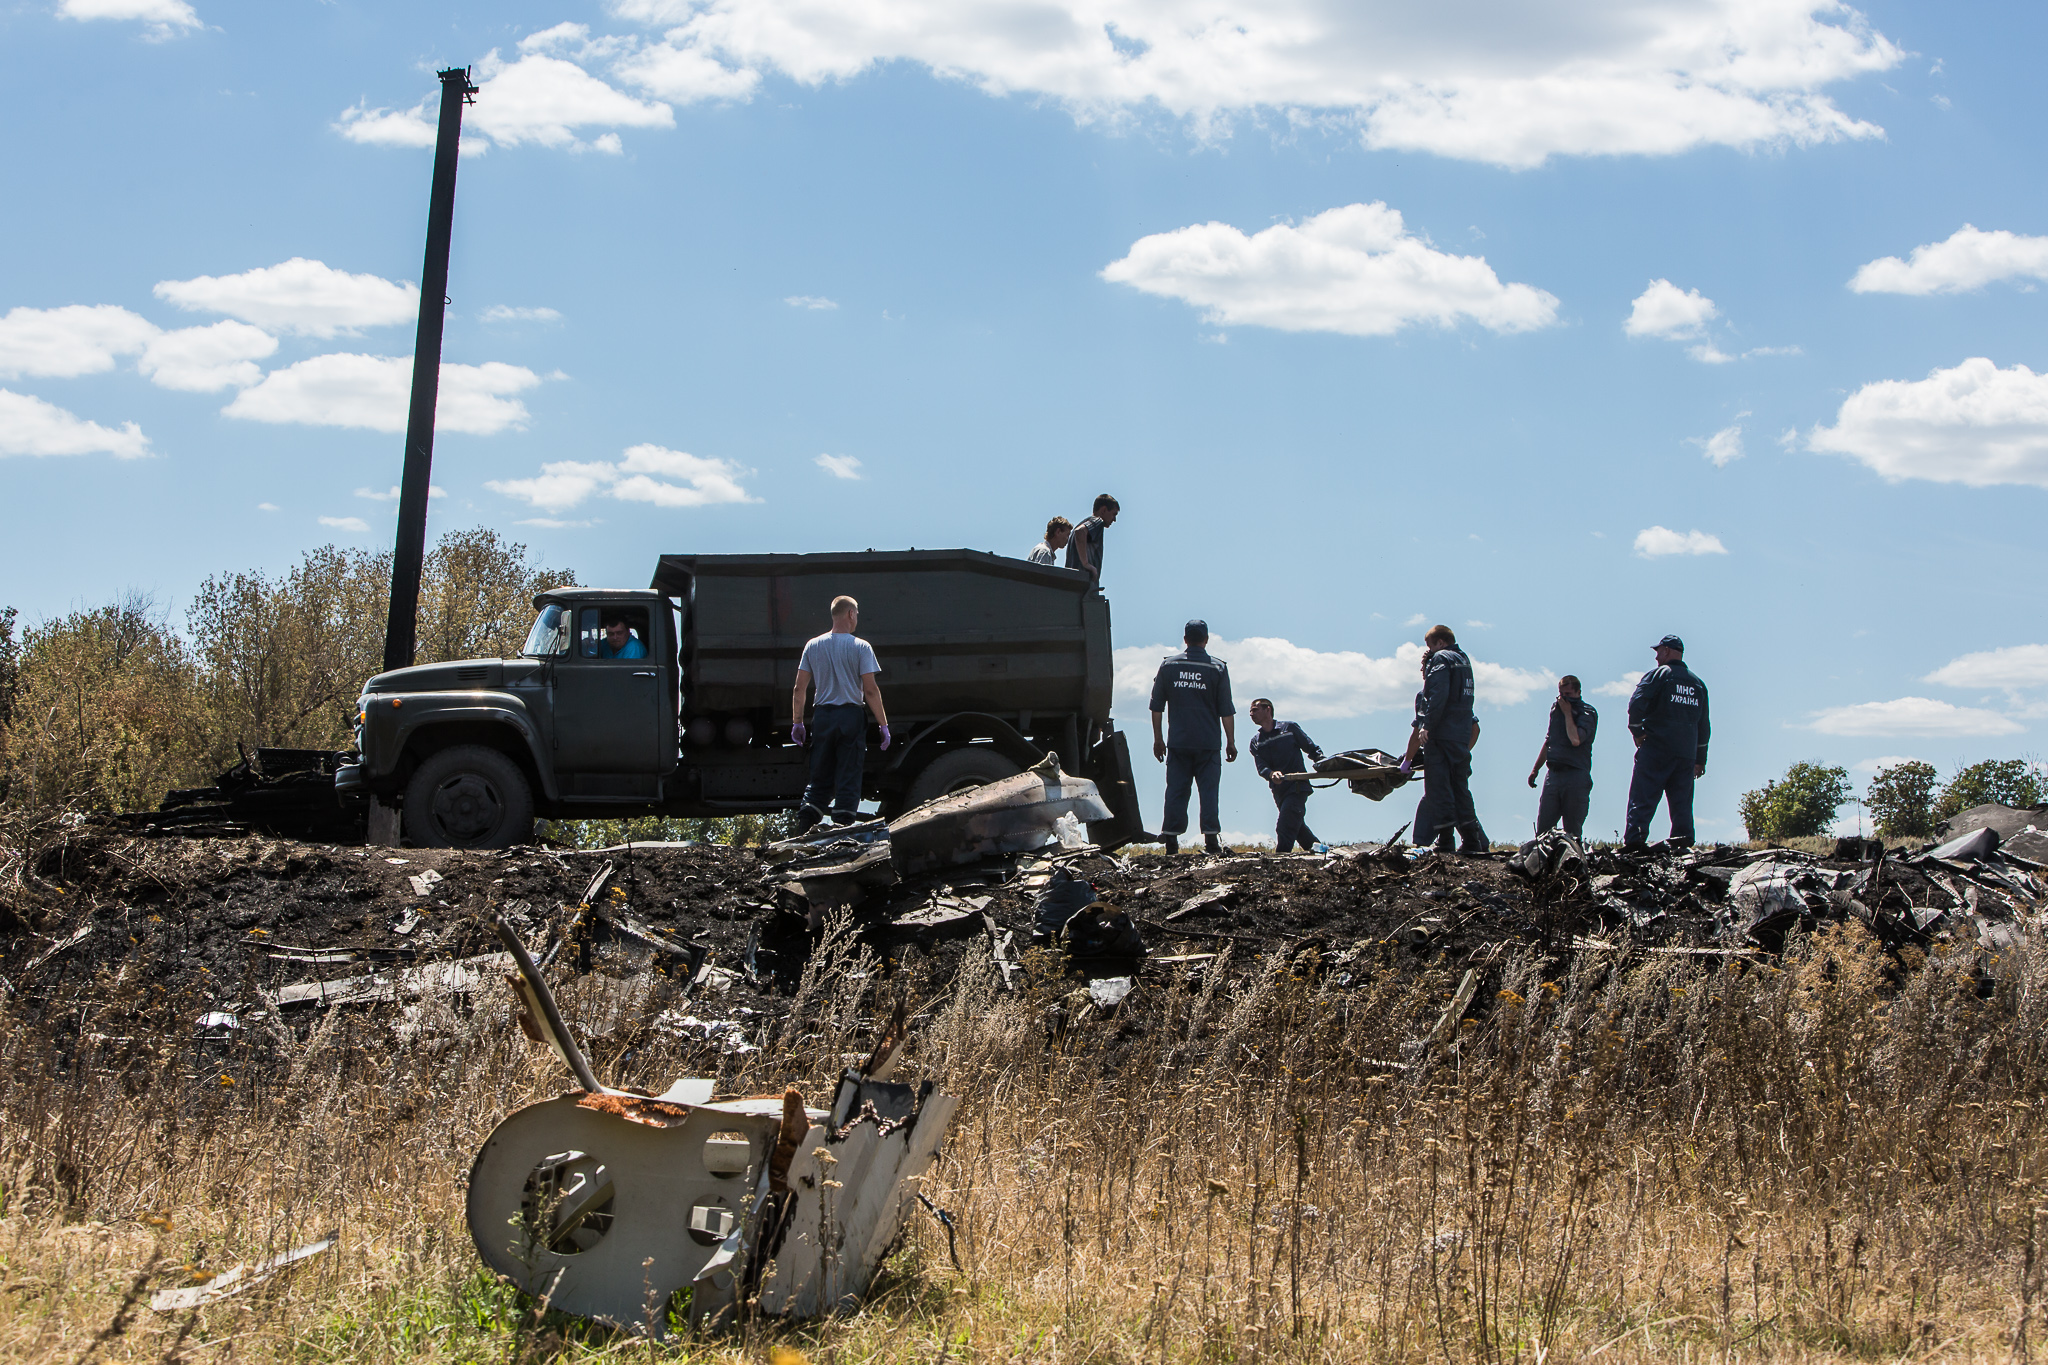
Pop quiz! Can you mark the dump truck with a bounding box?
[332,549,1144,849]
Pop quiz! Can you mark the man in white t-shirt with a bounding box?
[790,594,892,832]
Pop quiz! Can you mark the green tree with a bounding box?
[1738,761,1852,841]
[1864,760,1938,839]
[4,594,212,812]
[1935,759,2045,821]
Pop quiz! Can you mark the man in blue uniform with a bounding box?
[1148,619,1236,855]
[1624,634,1710,847]
[1527,675,1597,839]
[1249,698,1325,853]
[789,595,892,833]
[1401,624,1489,854]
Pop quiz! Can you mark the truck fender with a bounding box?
[385,705,559,802]
[884,712,1045,777]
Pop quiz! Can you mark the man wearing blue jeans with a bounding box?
[1149,619,1236,856]
[790,595,891,833]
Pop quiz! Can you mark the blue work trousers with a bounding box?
[1161,748,1222,836]
[1624,746,1695,845]
[801,703,868,821]
[1537,768,1592,840]
[1413,744,1488,850]
[1270,779,1318,853]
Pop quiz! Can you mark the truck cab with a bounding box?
[337,551,1144,849]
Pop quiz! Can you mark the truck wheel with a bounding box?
[902,748,1023,810]
[403,745,534,849]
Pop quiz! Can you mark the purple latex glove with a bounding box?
[878,724,892,751]
[790,722,807,746]
[1398,756,1413,776]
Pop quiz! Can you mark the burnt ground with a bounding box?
[0,815,2020,1079]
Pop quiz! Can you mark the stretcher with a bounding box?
[1269,748,1415,802]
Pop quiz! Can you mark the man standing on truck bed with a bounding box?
[790,595,892,834]
[1150,618,1235,856]
[1064,494,1119,587]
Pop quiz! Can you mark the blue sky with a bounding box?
[4,0,2046,844]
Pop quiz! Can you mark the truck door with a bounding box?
[552,605,665,789]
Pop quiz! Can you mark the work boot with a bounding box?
[1162,835,1179,856]
[1458,842,1490,857]
[1205,834,1224,856]
[794,804,824,835]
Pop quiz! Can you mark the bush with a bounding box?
[1935,758,2045,822]
[1865,760,1938,839]
[1738,761,1851,841]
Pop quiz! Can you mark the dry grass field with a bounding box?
[1,892,2045,1365]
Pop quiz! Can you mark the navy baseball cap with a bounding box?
[1185,618,1209,637]
[1655,634,1685,651]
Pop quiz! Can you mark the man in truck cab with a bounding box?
[790,594,892,833]
[597,612,648,659]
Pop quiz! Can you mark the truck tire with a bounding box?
[902,747,1023,810]
[403,745,534,849]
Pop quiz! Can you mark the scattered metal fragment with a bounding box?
[274,953,509,1009]
[1166,882,1238,922]
[23,923,92,973]
[887,753,1112,872]
[406,869,444,897]
[469,918,957,1335]
[149,1233,338,1312]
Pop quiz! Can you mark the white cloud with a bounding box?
[516,517,600,529]
[1592,672,1645,698]
[1806,697,2022,737]
[56,0,199,39]
[784,295,838,310]
[1809,358,2048,489]
[1101,203,1558,338]
[1113,634,1550,723]
[815,453,862,480]
[1692,422,1745,467]
[221,354,541,435]
[481,305,563,323]
[136,321,277,392]
[606,0,1901,169]
[257,502,280,511]
[611,444,757,506]
[487,445,757,512]
[469,50,675,151]
[1634,526,1727,557]
[1625,279,1717,339]
[1851,754,1920,773]
[155,259,418,338]
[0,305,157,379]
[333,99,447,150]
[0,390,150,459]
[1402,613,1427,627]
[1688,342,1736,364]
[317,516,372,533]
[1849,225,2048,296]
[354,484,447,502]
[1924,644,2048,692]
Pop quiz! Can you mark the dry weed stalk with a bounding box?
[0,899,2040,1362]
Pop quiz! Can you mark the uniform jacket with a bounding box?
[1149,646,1233,750]
[1251,720,1324,778]
[1415,648,1478,748]
[1543,699,1598,771]
[1628,662,1710,765]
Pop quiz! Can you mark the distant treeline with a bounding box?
[1740,757,2044,842]
[0,528,572,814]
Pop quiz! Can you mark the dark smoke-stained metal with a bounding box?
[382,66,479,675]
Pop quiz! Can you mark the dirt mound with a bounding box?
[0,815,2031,1069]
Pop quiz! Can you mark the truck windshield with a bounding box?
[522,604,571,657]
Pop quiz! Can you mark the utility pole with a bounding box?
[381,66,479,675]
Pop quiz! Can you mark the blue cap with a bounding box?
[1655,634,1685,652]
[1185,618,1209,638]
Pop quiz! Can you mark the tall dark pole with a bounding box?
[382,66,479,675]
